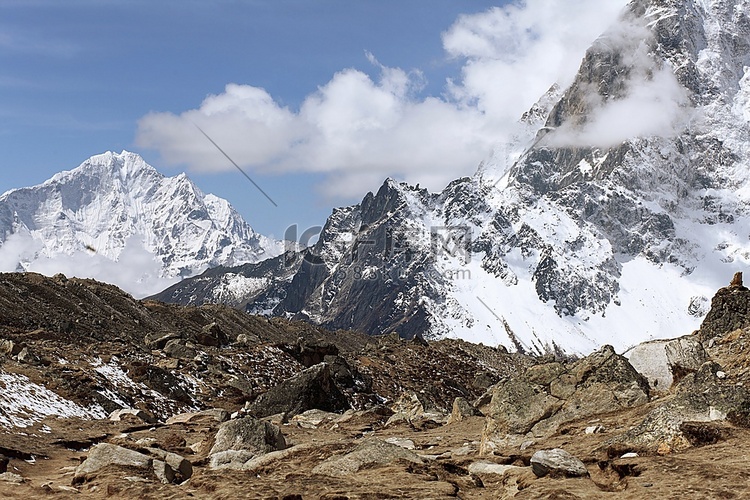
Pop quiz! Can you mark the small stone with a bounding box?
[717,371,727,379]
[620,452,639,459]
[585,425,604,434]
[520,440,536,451]
[0,472,25,484]
[709,406,727,421]
[468,461,525,479]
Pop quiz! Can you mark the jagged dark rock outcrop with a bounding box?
[699,272,750,341]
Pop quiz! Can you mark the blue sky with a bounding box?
[0,0,626,239]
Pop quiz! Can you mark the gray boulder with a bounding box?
[698,277,750,341]
[109,408,156,424]
[209,417,286,456]
[244,363,349,418]
[606,362,750,454]
[626,336,709,390]
[447,396,483,424]
[146,448,192,481]
[74,443,160,483]
[311,438,422,477]
[530,448,588,478]
[482,345,649,452]
[163,339,197,360]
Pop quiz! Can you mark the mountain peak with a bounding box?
[0,152,283,296]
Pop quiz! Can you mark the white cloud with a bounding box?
[545,18,694,148]
[0,234,179,298]
[136,0,629,199]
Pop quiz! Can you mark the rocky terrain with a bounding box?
[1,271,750,498]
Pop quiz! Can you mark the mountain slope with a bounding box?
[0,151,282,295]
[156,0,750,354]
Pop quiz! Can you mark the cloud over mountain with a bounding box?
[136,0,628,200]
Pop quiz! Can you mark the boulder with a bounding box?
[606,362,750,454]
[626,336,709,390]
[625,340,673,390]
[287,338,339,367]
[699,274,750,341]
[481,345,649,452]
[530,448,588,478]
[471,371,497,391]
[447,396,483,424]
[144,332,181,350]
[244,363,349,418]
[209,417,286,456]
[482,377,563,437]
[163,339,197,360]
[152,459,176,484]
[665,336,708,382]
[109,408,156,424]
[146,448,192,481]
[74,443,154,483]
[166,408,230,425]
[311,438,422,477]
[195,322,227,347]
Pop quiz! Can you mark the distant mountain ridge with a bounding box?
[0,151,282,294]
[154,0,750,355]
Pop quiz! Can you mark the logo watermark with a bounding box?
[283,223,474,283]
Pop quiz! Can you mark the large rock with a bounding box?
[163,339,197,360]
[146,448,192,481]
[244,363,349,418]
[195,322,227,347]
[166,408,230,425]
[530,448,589,478]
[109,408,156,424]
[311,438,422,477]
[447,396,483,424]
[482,345,649,452]
[625,340,673,390]
[606,362,750,454]
[665,336,708,382]
[209,417,286,456]
[699,274,750,341]
[482,378,562,437]
[626,336,709,390]
[74,443,163,483]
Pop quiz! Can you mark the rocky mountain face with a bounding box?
[156,0,750,354]
[2,271,750,497]
[0,151,282,295]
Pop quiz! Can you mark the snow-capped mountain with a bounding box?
[155,0,750,354]
[0,151,282,295]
